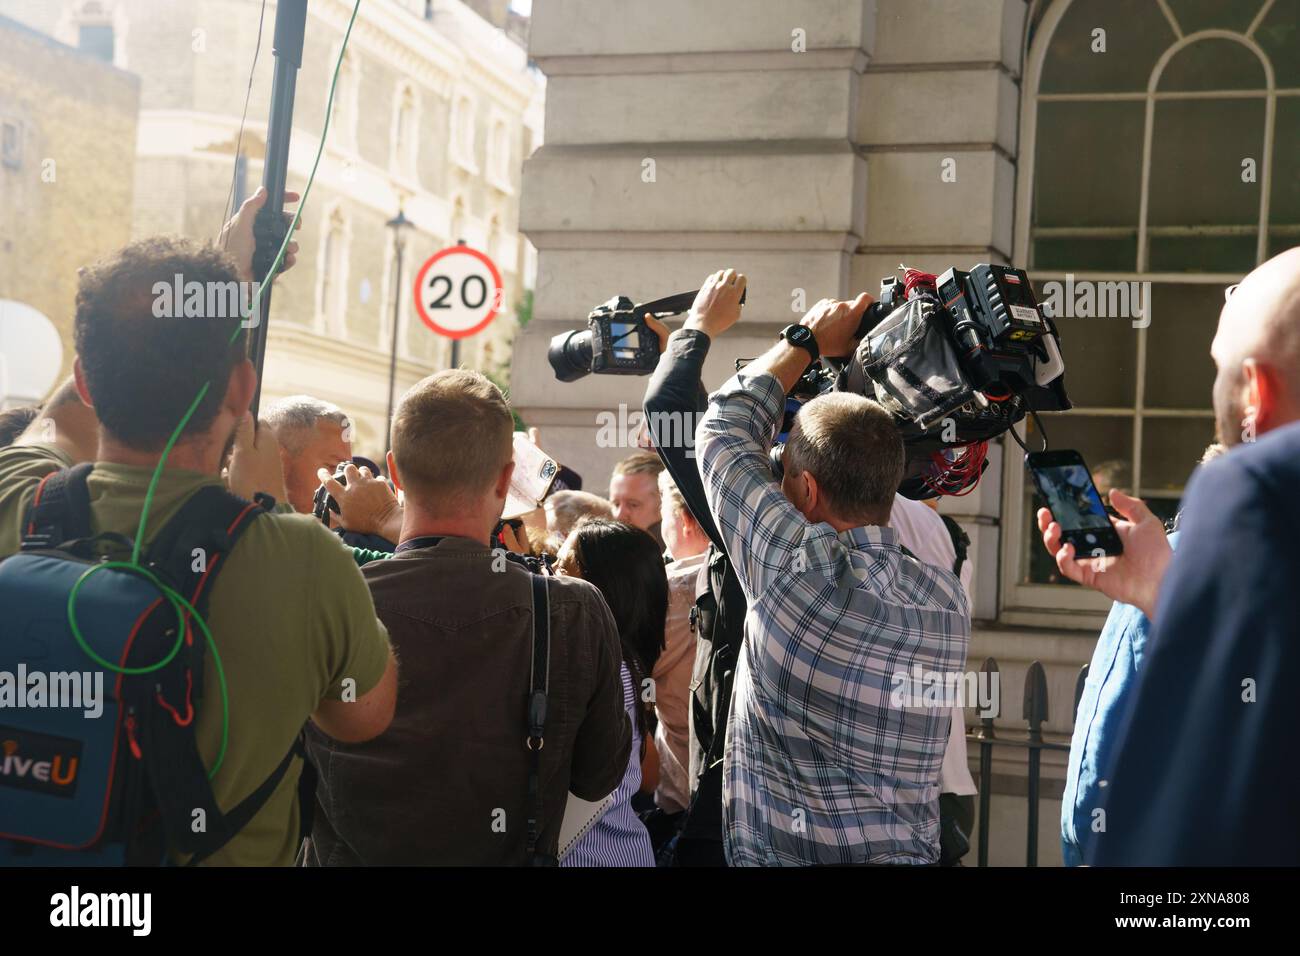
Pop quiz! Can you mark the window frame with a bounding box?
[1003,0,1295,621]
[390,80,421,184]
[316,204,352,338]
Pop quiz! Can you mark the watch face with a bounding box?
[787,326,811,346]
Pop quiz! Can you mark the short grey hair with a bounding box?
[784,392,902,524]
[264,395,351,455]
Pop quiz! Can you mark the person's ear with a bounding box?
[72,359,94,409]
[386,450,403,492]
[1244,358,1287,433]
[495,459,515,501]
[801,471,820,517]
[225,358,257,419]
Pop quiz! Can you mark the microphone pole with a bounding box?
[249,0,308,420]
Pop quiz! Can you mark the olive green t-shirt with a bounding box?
[0,444,391,866]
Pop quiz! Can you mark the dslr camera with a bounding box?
[311,455,388,524]
[547,288,745,382]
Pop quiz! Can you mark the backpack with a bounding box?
[0,463,304,865]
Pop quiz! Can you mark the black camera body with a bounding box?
[548,288,744,382]
[934,264,1056,395]
[835,264,1071,497]
[548,297,662,382]
[311,455,387,524]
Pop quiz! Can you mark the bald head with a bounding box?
[1211,247,1300,446]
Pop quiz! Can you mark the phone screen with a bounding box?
[1031,462,1112,532]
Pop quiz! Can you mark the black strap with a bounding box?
[939,513,970,577]
[128,484,297,864]
[21,462,95,550]
[525,573,554,866]
[185,738,304,866]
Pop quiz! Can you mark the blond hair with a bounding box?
[391,370,513,504]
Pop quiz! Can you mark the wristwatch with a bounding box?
[780,324,820,365]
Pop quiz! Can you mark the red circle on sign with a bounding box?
[412,245,504,340]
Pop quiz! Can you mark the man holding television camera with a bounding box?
[691,270,970,866]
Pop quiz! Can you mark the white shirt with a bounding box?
[889,494,978,796]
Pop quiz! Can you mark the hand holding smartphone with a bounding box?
[1026,449,1123,558]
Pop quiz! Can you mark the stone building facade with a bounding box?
[0,0,544,457]
[0,14,140,402]
[510,0,1300,864]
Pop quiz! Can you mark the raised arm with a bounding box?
[694,368,812,602]
[693,294,876,602]
[643,325,724,549]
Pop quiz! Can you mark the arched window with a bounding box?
[1005,0,1300,612]
[317,205,351,337]
[451,94,477,171]
[392,82,420,181]
[329,47,360,152]
[73,0,116,64]
[488,118,511,189]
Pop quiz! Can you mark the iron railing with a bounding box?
[965,656,1089,866]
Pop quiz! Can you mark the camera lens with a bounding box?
[547,329,595,382]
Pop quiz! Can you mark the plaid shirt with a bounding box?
[696,370,970,865]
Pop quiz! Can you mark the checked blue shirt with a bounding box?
[696,370,971,866]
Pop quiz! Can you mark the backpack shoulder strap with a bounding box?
[21,462,95,551]
[147,485,273,620]
[525,573,554,866]
[126,485,295,865]
[939,513,970,577]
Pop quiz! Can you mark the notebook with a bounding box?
[557,792,615,861]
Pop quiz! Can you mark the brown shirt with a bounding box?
[653,550,708,813]
[302,536,631,865]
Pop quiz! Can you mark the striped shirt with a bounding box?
[561,663,655,867]
[695,370,971,866]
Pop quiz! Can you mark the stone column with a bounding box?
[513,0,1027,624]
[512,0,877,491]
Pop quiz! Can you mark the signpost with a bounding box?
[412,242,504,367]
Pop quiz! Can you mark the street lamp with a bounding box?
[384,207,414,441]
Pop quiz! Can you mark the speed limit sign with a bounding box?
[413,245,504,339]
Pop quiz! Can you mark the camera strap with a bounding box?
[638,287,746,318]
[525,573,555,866]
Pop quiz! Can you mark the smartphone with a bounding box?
[503,432,559,519]
[1026,449,1123,558]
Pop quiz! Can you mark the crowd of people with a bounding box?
[1,187,1298,867]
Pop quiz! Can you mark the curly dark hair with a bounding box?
[74,236,249,451]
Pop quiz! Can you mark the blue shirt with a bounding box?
[696,370,970,866]
[1061,533,1178,866]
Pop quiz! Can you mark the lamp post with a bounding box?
[384,208,414,437]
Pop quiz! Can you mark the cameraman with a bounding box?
[263,395,355,515]
[640,274,750,867]
[692,272,970,866]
